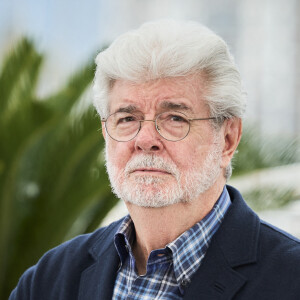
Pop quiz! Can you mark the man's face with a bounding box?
[104,75,224,208]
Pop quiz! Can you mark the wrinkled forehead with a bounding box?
[107,75,209,115]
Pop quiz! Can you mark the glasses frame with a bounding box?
[101,111,217,142]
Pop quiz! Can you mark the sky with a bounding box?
[0,0,239,65]
[0,0,242,96]
[1,0,107,88]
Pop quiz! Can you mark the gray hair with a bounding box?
[93,19,246,179]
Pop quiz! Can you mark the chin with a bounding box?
[124,195,183,208]
[116,180,186,208]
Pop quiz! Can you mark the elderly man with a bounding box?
[10,20,300,300]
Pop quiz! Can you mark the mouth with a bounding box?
[130,168,171,175]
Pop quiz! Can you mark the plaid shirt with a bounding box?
[113,187,231,299]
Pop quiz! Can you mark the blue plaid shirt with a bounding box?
[113,187,231,299]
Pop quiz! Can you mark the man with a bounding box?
[10,20,300,299]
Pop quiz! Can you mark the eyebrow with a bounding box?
[159,101,192,112]
[112,101,192,115]
[114,105,138,114]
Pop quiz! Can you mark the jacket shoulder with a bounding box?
[9,218,123,300]
[36,217,122,266]
[259,219,300,262]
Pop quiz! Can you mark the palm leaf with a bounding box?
[0,38,117,299]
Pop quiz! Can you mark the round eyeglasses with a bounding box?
[102,111,217,142]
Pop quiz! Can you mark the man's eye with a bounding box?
[169,115,188,123]
[117,116,136,124]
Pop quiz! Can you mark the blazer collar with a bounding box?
[78,220,122,300]
[184,185,260,299]
[78,186,260,300]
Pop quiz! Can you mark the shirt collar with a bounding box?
[114,186,231,285]
[167,186,231,288]
[114,214,134,267]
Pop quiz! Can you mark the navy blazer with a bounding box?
[10,186,300,299]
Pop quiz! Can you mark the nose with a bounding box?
[134,120,163,152]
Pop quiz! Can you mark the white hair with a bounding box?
[93,19,247,179]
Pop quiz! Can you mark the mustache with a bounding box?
[124,154,179,178]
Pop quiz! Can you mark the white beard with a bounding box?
[105,142,222,208]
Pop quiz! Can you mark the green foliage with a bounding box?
[232,125,299,211]
[0,38,118,299]
[232,125,299,176]
[243,186,297,211]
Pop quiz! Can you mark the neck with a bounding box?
[126,181,225,274]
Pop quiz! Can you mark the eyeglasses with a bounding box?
[102,111,217,142]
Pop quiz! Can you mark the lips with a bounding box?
[124,154,178,178]
[131,168,171,175]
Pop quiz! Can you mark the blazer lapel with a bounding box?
[78,187,260,300]
[183,241,247,299]
[184,186,260,300]
[78,221,122,300]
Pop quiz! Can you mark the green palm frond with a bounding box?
[44,61,95,113]
[0,38,117,300]
[233,126,299,176]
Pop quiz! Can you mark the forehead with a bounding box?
[108,75,209,115]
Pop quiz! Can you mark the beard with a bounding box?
[105,142,222,208]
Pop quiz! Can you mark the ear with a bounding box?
[220,118,242,169]
[101,121,106,140]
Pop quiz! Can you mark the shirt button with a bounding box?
[181,279,189,287]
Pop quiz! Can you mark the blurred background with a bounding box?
[0,0,299,298]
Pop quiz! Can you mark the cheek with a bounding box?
[106,140,132,168]
[170,139,214,170]
[167,142,196,169]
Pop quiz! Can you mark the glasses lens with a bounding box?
[157,111,190,141]
[106,112,140,141]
